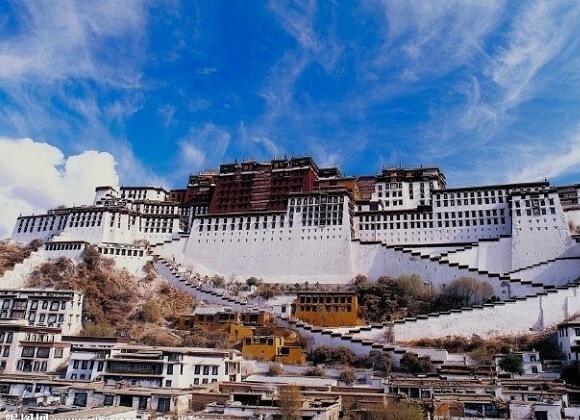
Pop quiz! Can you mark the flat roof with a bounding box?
[244,374,337,387]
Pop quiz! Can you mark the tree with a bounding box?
[140,300,162,323]
[278,385,303,420]
[400,352,433,374]
[338,367,356,385]
[246,277,262,287]
[444,277,494,306]
[364,350,392,374]
[211,275,226,288]
[498,352,524,376]
[81,244,102,270]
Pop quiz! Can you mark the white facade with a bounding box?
[98,345,242,388]
[557,320,580,366]
[0,289,83,335]
[6,171,580,291]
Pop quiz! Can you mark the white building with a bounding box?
[557,320,580,366]
[494,350,543,376]
[97,345,242,388]
[0,289,83,335]
[6,163,580,291]
[0,289,83,375]
[62,336,130,381]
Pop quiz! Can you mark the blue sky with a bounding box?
[0,1,579,236]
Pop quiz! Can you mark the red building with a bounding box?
[208,157,320,214]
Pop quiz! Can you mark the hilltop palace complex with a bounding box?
[8,156,580,297]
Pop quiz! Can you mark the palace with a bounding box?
[8,156,580,295]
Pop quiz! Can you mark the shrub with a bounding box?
[338,367,356,385]
[139,328,181,346]
[140,300,162,323]
[267,363,283,376]
[304,366,325,377]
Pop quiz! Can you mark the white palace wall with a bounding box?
[183,222,355,283]
[347,286,580,342]
[352,242,542,297]
[182,200,356,284]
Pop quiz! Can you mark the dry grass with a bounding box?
[25,245,196,342]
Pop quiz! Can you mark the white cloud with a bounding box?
[178,141,206,169]
[490,2,575,109]
[174,124,231,176]
[0,1,145,85]
[507,127,580,183]
[0,137,119,239]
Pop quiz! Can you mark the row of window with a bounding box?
[297,304,353,313]
[193,365,220,375]
[1,300,67,311]
[99,248,145,257]
[290,196,344,205]
[515,208,556,217]
[45,243,83,251]
[21,346,54,358]
[359,217,507,230]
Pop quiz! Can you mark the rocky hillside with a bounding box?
[0,239,42,276]
[25,245,197,342]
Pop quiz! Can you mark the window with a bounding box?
[2,347,9,357]
[54,348,63,358]
[203,366,209,375]
[104,395,114,406]
[212,366,219,375]
[36,347,50,358]
[167,364,173,374]
[81,360,88,369]
[194,365,201,374]
[157,397,171,413]
[165,380,172,388]
[73,360,79,369]
[73,392,87,407]
[21,347,35,357]
[119,395,133,407]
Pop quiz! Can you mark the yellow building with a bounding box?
[177,308,272,331]
[241,336,306,365]
[294,291,361,327]
[229,323,254,343]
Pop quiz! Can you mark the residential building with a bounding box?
[558,320,580,365]
[241,336,306,364]
[98,345,242,388]
[294,291,361,327]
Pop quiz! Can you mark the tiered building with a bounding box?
[8,156,580,292]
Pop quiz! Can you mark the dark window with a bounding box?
[119,394,133,407]
[158,397,171,412]
[73,392,87,407]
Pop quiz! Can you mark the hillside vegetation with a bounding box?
[0,239,42,276]
[351,274,496,323]
[25,245,196,342]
